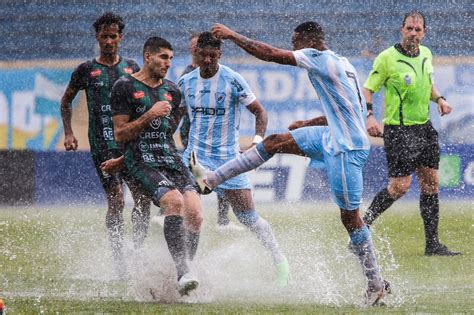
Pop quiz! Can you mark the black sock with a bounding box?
[363,188,396,225]
[217,197,231,225]
[163,215,189,279]
[131,206,150,249]
[185,230,200,261]
[420,193,440,249]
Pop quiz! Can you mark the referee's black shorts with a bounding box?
[383,121,440,178]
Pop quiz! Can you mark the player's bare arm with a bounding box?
[60,85,80,151]
[113,100,171,142]
[288,116,328,130]
[246,100,268,139]
[100,155,124,173]
[212,23,296,66]
[431,85,452,116]
[363,87,383,137]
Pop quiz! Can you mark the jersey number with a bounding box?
[345,71,363,112]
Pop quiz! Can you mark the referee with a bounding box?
[362,11,460,256]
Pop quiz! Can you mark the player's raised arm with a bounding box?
[246,99,268,144]
[212,23,296,66]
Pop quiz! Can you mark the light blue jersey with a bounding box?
[293,48,370,155]
[179,64,256,162]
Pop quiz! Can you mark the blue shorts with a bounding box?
[183,152,251,194]
[291,126,369,211]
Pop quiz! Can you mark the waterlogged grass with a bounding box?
[0,201,472,314]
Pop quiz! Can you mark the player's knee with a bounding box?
[160,190,185,216]
[389,181,411,198]
[235,210,259,226]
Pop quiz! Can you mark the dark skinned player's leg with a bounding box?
[104,183,126,275]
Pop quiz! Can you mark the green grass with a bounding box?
[0,201,472,314]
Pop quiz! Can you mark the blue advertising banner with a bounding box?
[1,59,473,151]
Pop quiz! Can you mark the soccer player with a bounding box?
[110,36,202,296]
[199,22,387,305]
[363,11,460,256]
[60,12,151,276]
[179,32,289,287]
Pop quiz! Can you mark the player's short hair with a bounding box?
[143,36,173,56]
[197,32,222,49]
[402,10,427,29]
[93,12,125,34]
[294,21,325,41]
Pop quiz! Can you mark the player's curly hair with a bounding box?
[93,12,125,34]
[197,32,222,49]
[294,21,325,41]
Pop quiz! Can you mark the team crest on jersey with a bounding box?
[134,91,145,99]
[90,69,102,77]
[215,92,226,104]
[186,88,195,99]
[164,93,173,102]
[123,67,133,74]
[150,118,162,129]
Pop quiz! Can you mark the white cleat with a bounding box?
[189,150,213,195]
[177,273,199,296]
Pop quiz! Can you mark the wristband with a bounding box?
[252,135,263,144]
[367,112,374,118]
[366,102,373,111]
[435,96,446,103]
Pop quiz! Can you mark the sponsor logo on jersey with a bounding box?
[101,115,110,125]
[90,69,102,77]
[150,118,162,129]
[140,131,167,140]
[101,104,111,112]
[134,91,145,99]
[94,81,105,87]
[139,141,149,152]
[192,107,225,116]
[142,153,156,163]
[215,92,226,104]
[164,93,173,102]
[123,67,133,74]
[199,89,211,94]
[136,105,146,113]
[103,127,114,141]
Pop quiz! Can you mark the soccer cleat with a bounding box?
[364,285,385,306]
[425,243,461,256]
[189,150,213,195]
[177,273,199,296]
[276,257,290,288]
[383,279,392,295]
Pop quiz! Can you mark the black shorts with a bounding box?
[126,160,198,206]
[383,121,440,178]
[91,149,124,190]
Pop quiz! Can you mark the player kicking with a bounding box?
[190,22,389,305]
[179,32,289,288]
